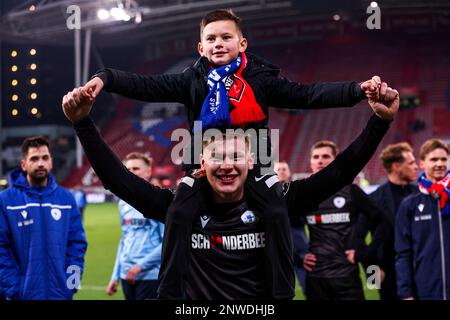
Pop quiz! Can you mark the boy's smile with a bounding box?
[198,20,247,67]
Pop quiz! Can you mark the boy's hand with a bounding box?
[361,75,382,100]
[62,87,95,124]
[368,82,399,121]
[83,77,104,99]
[345,249,356,264]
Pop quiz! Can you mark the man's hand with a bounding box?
[303,253,317,272]
[345,249,356,264]
[361,75,382,100]
[83,77,104,99]
[125,264,142,284]
[380,269,386,284]
[62,87,95,124]
[368,82,399,121]
[106,280,118,296]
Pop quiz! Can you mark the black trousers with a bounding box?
[379,267,399,300]
[306,275,365,300]
[121,279,158,300]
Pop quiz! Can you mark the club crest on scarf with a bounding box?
[418,171,450,217]
[198,53,266,130]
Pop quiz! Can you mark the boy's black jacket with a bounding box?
[95,52,365,132]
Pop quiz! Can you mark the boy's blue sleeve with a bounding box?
[0,198,21,299]
[65,196,88,290]
[395,199,415,299]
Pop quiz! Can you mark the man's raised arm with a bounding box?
[286,84,399,218]
[62,88,173,223]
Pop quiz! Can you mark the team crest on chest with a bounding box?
[241,210,259,225]
[333,196,346,209]
[21,210,28,219]
[51,208,62,221]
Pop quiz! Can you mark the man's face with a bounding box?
[310,146,335,173]
[274,162,291,183]
[21,146,53,185]
[394,151,418,183]
[201,136,253,203]
[198,20,247,67]
[420,148,448,182]
[125,159,151,181]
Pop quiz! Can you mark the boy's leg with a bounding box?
[245,169,295,299]
[157,174,207,299]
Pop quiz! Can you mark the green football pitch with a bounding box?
[75,203,379,300]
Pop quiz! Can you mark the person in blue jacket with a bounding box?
[0,136,87,300]
[395,138,450,300]
[105,152,164,300]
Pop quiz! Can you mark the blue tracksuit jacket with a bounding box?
[395,192,450,300]
[0,169,87,300]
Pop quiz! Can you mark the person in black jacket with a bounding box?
[62,78,399,299]
[298,140,388,300]
[357,142,419,300]
[274,160,309,295]
[63,9,386,299]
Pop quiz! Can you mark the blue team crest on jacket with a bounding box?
[241,210,259,225]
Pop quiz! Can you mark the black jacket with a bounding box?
[95,53,366,169]
[73,113,390,299]
[95,53,366,131]
[302,184,387,278]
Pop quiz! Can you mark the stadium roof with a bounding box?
[1,0,449,47]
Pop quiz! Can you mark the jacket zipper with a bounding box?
[437,200,447,300]
[39,192,49,299]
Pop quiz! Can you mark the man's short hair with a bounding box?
[275,160,289,168]
[124,152,153,167]
[202,132,251,153]
[310,140,339,157]
[419,139,449,160]
[200,9,242,37]
[21,136,50,156]
[380,142,413,173]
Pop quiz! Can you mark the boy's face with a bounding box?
[420,148,448,182]
[198,20,247,67]
[201,136,254,203]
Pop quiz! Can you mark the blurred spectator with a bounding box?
[106,152,164,300]
[395,139,449,300]
[358,142,419,300]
